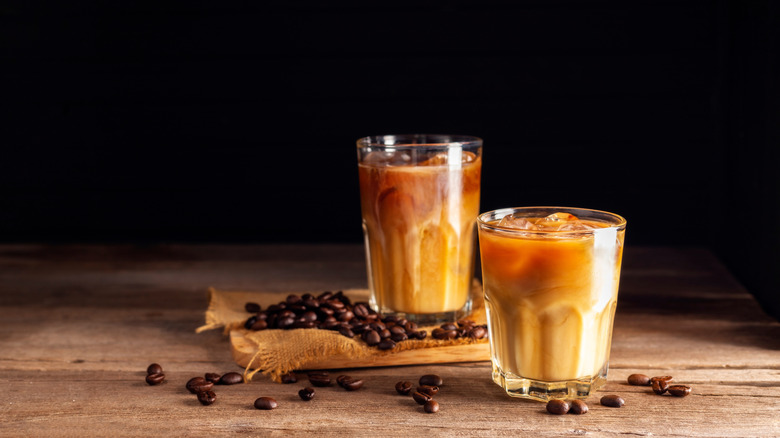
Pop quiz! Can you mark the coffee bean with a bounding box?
[254,397,278,410]
[363,330,381,346]
[424,400,440,413]
[395,381,413,395]
[308,371,331,387]
[600,394,625,407]
[377,339,396,350]
[337,376,364,391]
[280,372,298,384]
[219,372,244,385]
[251,319,268,331]
[146,363,163,375]
[419,374,443,387]
[186,377,213,394]
[652,379,669,395]
[651,375,674,383]
[245,302,261,313]
[546,399,569,415]
[668,385,692,397]
[145,373,165,386]
[338,326,355,338]
[627,374,651,386]
[468,326,488,340]
[204,373,221,384]
[390,332,408,342]
[568,399,588,415]
[298,387,315,401]
[417,385,439,396]
[197,390,216,406]
[412,391,433,405]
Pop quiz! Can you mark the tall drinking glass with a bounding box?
[477,207,626,401]
[357,134,482,324]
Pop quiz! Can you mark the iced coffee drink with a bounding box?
[357,135,482,323]
[477,207,626,401]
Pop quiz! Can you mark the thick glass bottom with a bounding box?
[492,361,609,402]
[376,299,473,326]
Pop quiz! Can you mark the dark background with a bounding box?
[2,1,778,319]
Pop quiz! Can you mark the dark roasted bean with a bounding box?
[378,329,391,339]
[197,390,216,405]
[600,394,625,407]
[440,323,458,331]
[424,400,440,413]
[391,332,408,342]
[186,377,212,394]
[338,326,355,338]
[301,311,318,322]
[390,326,406,335]
[363,330,381,346]
[337,376,364,391]
[277,316,295,329]
[377,339,396,350]
[668,385,692,397]
[419,374,443,387]
[244,315,258,329]
[652,379,669,395]
[628,374,651,386]
[298,387,315,401]
[205,373,221,384]
[468,326,488,339]
[412,391,433,405]
[414,330,428,340]
[146,363,163,375]
[395,381,413,395]
[254,397,278,410]
[280,372,298,384]
[286,294,302,305]
[250,319,268,331]
[652,375,674,383]
[404,322,418,332]
[145,373,165,385]
[417,385,439,396]
[219,372,243,385]
[337,310,354,322]
[382,315,399,324]
[317,291,333,301]
[353,303,370,318]
[245,302,261,313]
[568,399,588,415]
[308,371,331,387]
[546,399,569,415]
[303,298,320,309]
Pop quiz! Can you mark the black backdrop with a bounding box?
[2,1,778,318]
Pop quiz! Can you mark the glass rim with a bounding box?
[477,206,627,236]
[356,134,483,149]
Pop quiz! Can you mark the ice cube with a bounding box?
[498,215,539,230]
[362,150,412,166]
[419,151,478,166]
[535,212,593,232]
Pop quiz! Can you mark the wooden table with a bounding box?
[1,244,778,437]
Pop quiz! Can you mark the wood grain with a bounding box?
[1,244,779,437]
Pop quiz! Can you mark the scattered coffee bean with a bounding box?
[417,385,439,396]
[186,377,213,394]
[668,385,692,397]
[337,376,364,391]
[568,399,588,415]
[254,397,278,410]
[197,390,217,406]
[546,399,570,415]
[145,373,165,386]
[219,372,244,385]
[424,400,440,413]
[652,379,669,395]
[419,374,443,387]
[298,387,316,401]
[146,363,163,375]
[652,375,674,383]
[412,391,433,405]
[600,394,625,408]
[280,372,298,384]
[395,381,413,395]
[204,373,221,384]
[627,374,651,386]
[308,371,331,387]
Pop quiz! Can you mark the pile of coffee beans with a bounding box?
[396,374,443,414]
[431,320,489,341]
[243,292,489,351]
[627,373,692,397]
[183,370,244,405]
[145,363,165,386]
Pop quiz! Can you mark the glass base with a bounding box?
[376,299,473,326]
[492,361,608,402]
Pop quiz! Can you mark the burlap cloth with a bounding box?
[197,284,488,382]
